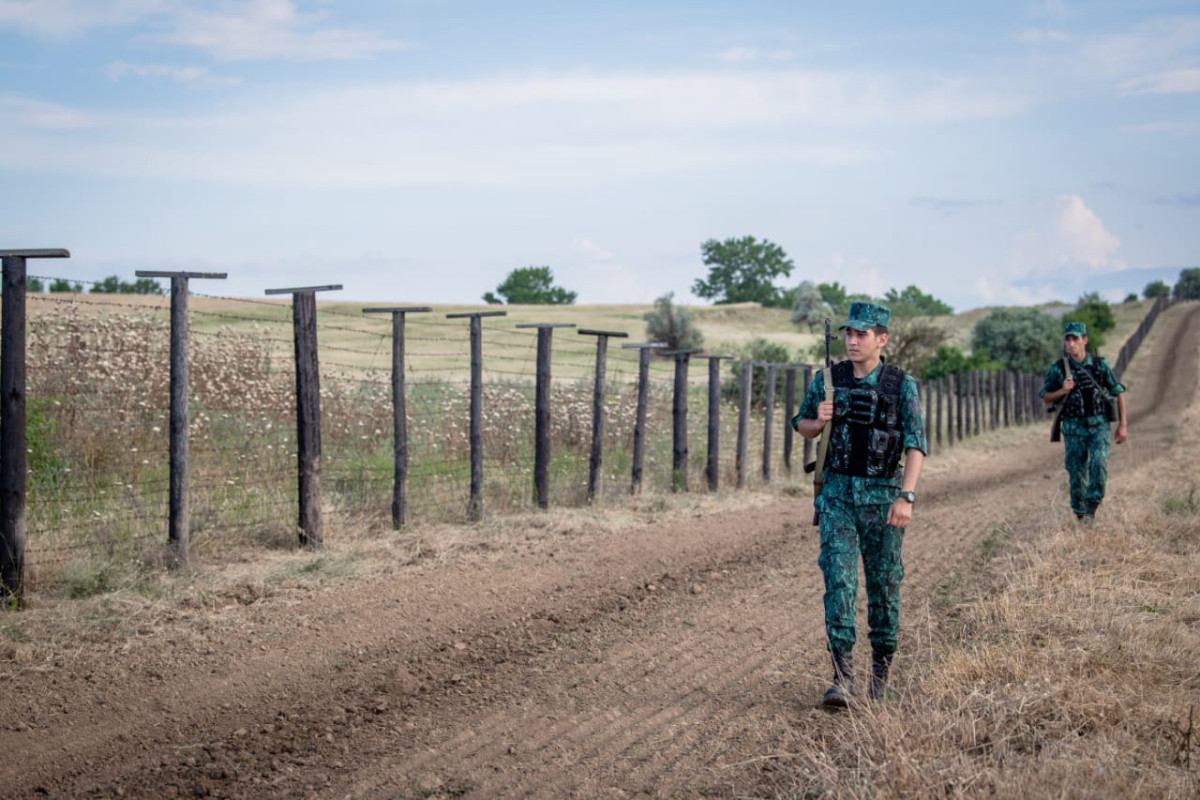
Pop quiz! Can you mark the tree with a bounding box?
[721,338,793,407]
[789,281,835,332]
[27,276,44,292]
[1123,293,1138,304]
[884,318,951,375]
[89,275,164,295]
[482,266,576,304]
[1174,268,1200,301]
[49,278,83,293]
[644,292,703,351]
[919,345,994,380]
[883,285,953,317]
[817,282,849,314]
[970,307,1060,373]
[692,236,794,307]
[1065,292,1115,353]
[1143,280,1170,299]
[91,275,122,294]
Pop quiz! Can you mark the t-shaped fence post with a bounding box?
[693,353,732,492]
[265,284,342,549]
[663,348,703,492]
[136,270,227,567]
[362,306,433,529]
[1,248,69,607]
[515,323,576,509]
[578,329,629,503]
[620,342,668,494]
[447,310,508,522]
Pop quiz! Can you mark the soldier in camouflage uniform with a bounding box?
[792,302,927,708]
[1040,321,1128,522]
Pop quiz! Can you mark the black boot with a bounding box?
[869,648,894,700]
[822,648,853,708]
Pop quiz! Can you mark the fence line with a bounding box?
[0,277,1175,600]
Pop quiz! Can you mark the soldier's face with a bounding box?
[845,328,886,363]
[1064,334,1087,360]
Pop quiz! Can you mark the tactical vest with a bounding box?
[1062,358,1112,420]
[827,361,906,478]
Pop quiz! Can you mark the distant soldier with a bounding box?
[1040,321,1128,522]
[792,302,927,708]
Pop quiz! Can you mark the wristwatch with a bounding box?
[897,491,916,504]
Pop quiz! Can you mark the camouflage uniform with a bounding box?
[1039,332,1126,517]
[794,358,928,655]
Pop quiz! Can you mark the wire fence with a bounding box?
[2,273,1172,590]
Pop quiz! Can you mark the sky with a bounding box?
[1,0,1197,311]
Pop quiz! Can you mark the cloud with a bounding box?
[0,65,1026,188]
[1053,195,1121,268]
[1118,68,1200,95]
[148,0,408,61]
[107,60,239,86]
[716,47,796,64]
[0,93,99,129]
[0,0,164,37]
[1,0,407,61]
[1079,15,1200,77]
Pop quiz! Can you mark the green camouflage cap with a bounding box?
[1064,321,1087,337]
[839,301,891,331]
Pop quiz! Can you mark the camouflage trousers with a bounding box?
[818,497,904,654]
[1064,427,1111,515]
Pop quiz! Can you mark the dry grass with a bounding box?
[745,337,1200,799]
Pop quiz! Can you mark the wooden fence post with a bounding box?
[665,349,701,492]
[761,363,779,482]
[578,329,627,503]
[515,323,576,509]
[266,284,342,549]
[736,361,751,488]
[783,367,797,475]
[447,310,507,522]
[802,366,813,468]
[695,354,731,492]
[362,306,432,529]
[1,248,68,607]
[1002,371,1011,428]
[622,342,666,494]
[937,376,945,448]
[138,270,227,566]
[956,372,964,442]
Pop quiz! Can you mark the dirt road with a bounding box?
[3,302,1197,799]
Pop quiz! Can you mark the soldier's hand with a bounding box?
[817,399,834,424]
[1115,424,1127,444]
[1062,377,1075,393]
[887,498,913,528]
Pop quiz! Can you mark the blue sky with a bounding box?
[1,0,1197,310]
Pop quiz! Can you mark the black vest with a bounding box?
[827,361,907,478]
[1062,358,1112,420]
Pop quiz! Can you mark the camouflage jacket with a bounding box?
[793,360,928,508]
[1039,354,1126,436]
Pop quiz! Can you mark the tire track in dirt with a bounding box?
[3,303,1196,799]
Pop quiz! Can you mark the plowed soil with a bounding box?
[3,302,1198,799]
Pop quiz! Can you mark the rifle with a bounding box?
[1049,351,1070,442]
[811,317,833,525]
